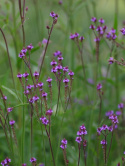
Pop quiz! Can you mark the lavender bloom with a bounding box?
[112,34,117,40]
[63,66,69,73]
[56,65,63,70]
[105,110,114,116]
[97,83,102,90]
[82,129,87,135]
[46,109,53,116]
[70,34,75,40]
[51,67,57,73]
[75,137,82,143]
[89,24,95,30]
[118,103,124,109]
[60,144,67,149]
[38,82,44,88]
[80,124,86,130]
[42,92,47,97]
[23,72,29,78]
[94,37,100,42]
[1,95,7,100]
[97,127,102,134]
[58,56,63,61]
[9,120,15,126]
[61,138,68,145]
[74,32,79,38]
[27,44,33,50]
[96,26,103,32]
[101,124,109,131]
[111,28,116,34]
[116,111,122,116]
[7,107,13,113]
[33,95,39,102]
[4,158,11,164]
[77,130,83,136]
[53,50,62,56]
[21,48,27,54]
[59,0,63,5]
[50,11,56,18]
[50,60,57,66]
[108,57,114,64]
[68,71,74,76]
[99,18,105,24]
[30,157,37,163]
[22,164,27,166]
[106,32,112,39]
[101,139,107,145]
[120,27,125,35]
[103,25,107,31]
[24,90,29,95]
[91,17,97,22]
[17,73,23,78]
[29,98,34,103]
[63,78,69,83]
[46,77,52,83]
[33,71,39,77]
[124,151,125,155]
[79,36,84,42]
[1,160,7,166]
[19,52,25,58]
[42,38,48,44]
[26,84,32,90]
[108,126,113,132]
[41,117,49,125]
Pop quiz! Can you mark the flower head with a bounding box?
[63,66,69,73]
[50,60,57,66]
[79,36,84,42]
[40,116,49,125]
[120,27,125,35]
[46,109,53,116]
[50,11,56,18]
[30,157,37,163]
[118,103,124,109]
[42,92,47,97]
[97,83,102,90]
[38,82,44,88]
[100,139,107,145]
[17,73,23,78]
[27,44,33,50]
[75,137,82,143]
[7,107,13,113]
[33,95,39,102]
[23,72,29,78]
[63,78,69,83]
[21,48,27,54]
[99,18,105,24]
[22,164,27,166]
[108,57,114,64]
[9,120,15,126]
[19,52,25,58]
[89,24,95,30]
[46,77,52,83]
[53,50,62,56]
[61,138,68,145]
[91,17,97,22]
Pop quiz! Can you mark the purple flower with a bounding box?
[33,95,39,102]
[46,109,53,116]
[74,32,79,38]
[41,117,49,125]
[124,151,125,155]
[23,72,29,78]
[91,17,97,22]
[105,110,114,116]
[61,138,68,145]
[100,139,107,145]
[118,103,124,109]
[94,37,100,42]
[46,77,52,83]
[7,107,13,113]
[99,18,105,24]
[108,57,114,64]
[42,38,48,44]
[108,126,113,132]
[22,164,27,166]
[96,26,103,32]
[112,117,119,124]
[1,95,7,100]
[120,27,125,35]
[63,66,69,73]
[97,83,102,90]
[77,130,83,136]
[101,124,109,131]
[29,98,34,103]
[27,44,33,50]
[9,120,15,126]
[106,32,112,39]
[56,64,63,70]
[59,0,63,5]
[79,36,84,42]
[116,111,122,116]
[112,34,117,40]
[38,82,44,88]
[50,11,56,18]
[68,71,74,76]
[50,60,57,66]
[19,52,25,58]
[26,84,32,90]
[80,124,86,130]
[51,67,57,73]
[1,160,7,166]
[42,92,47,97]
[89,24,95,30]
[17,73,23,78]
[70,34,75,40]
[24,90,29,95]
[33,71,39,77]
[97,127,102,134]
[30,157,37,163]
[111,28,116,34]
[53,50,62,56]
[75,137,82,143]
[58,56,63,61]
[103,25,107,31]
[21,48,27,54]
[60,144,67,149]
[82,129,87,135]
[83,140,87,147]
[63,78,69,83]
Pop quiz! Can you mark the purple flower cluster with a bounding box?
[108,57,114,64]
[97,83,102,90]
[109,114,119,124]
[97,124,113,136]
[60,138,67,149]
[1,157,11,166]
[106,28,117,40]
[30,157,37,163]
[70,32,84,42]
[120,27,125,35]
[75,124,87,147]
[40,116,49,126]
[18,44,33,58]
